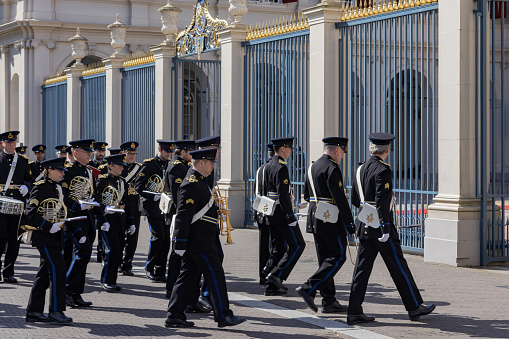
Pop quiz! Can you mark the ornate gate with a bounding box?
[337,1,439,252]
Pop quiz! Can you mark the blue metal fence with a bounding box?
[243,31,310,226]
[80,72,106,140]
[42,80,67,156]
[475,0,509,264]
[121,63,155,162]
[337,4,439,252]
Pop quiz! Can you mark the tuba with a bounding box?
[214,186,234,245]
[69,176,94,201]
[146,174,164,194]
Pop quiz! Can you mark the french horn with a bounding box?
[69,176,94,201]
[101,185,121,208]
[146,174,164,194]
[37,198,68,223]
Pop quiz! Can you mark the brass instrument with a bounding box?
[214,186,234,245]
[69,176,94,201]
[146,174,164,194]
[20,198,68,235]
[101,186,121,208]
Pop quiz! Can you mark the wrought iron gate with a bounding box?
[337,2,439,252]
[80,70,106,140]
[475,0,509,265]
[42,79,67,154]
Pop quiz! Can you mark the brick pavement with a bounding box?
[1,219,509,338]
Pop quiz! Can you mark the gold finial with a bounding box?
[409,0,415,7]
[340,5,346,22]
[368,3,373,16]
[278,17,283,34]
[400,0,406,9]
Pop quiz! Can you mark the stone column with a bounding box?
[152,45,175,147]
[103,56,124,147]
[0,45,9,132]
[65,64,84,141]
[216,23,247,228]
[303,1,343,162]
[424,0,480,267]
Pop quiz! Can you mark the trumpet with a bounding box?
[214,186,234,245]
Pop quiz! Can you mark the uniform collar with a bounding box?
[3,150,14,157]
[45,178,55,184]
[189,168,206,181]
[370,155,382,161]
[73,160,84,167]
[274,155,287,165]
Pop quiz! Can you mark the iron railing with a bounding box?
[80,73,106,140]
[42,80,67,155]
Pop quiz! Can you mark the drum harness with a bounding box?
[1,152,19,196]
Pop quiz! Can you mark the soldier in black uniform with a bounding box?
[55,145,68,159]
[118,141,142,276]
[108,148,122,155]
[0,131,33,283]
[95,154,134,292]
[134,139,172,281]
[195,136,220,189]
[347,133,435,324]
[89,142,107,263]
[30,144,47,181]
[296,137,355,313]
[262,137,306,296]
[89,142,108,169]
[255,143,278,286]
[15,145,27,155]
[65,146,75,164]
[25,157,73,324]
[165,148,245,328]
[61,139,97,308]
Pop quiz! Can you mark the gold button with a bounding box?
[364,231,368,235]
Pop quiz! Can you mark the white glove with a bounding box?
[49,222,64,234]
[175,250,186,256]
[153,194,161,202]
[19,185,28,196]
[104,205,115,214]
[378,233,390,243]
[127,225,136,235]
[87,198,95,204]
[101,222,111,232]
[79,236,86,244]
[80,202,92,210]
[288,221,298,227]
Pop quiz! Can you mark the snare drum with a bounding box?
[0,196,25,215]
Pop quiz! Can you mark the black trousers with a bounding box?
[96,228,104,262]
[120,214,141,271]
[165,249,183,298]
[145,217,170,277]
[267,222,305,281]
[348,238,424,315]
[258,222,271,278]
[101,229,122,285]
[264,224,286,276]
[66,220,94,296]
[0,213,21,277]
[27,246,67,313]
[301,233,347,306]
[63,232,73,269]
[167,252,233,323]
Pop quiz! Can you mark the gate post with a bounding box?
[65,64,83,141]
[303,2,343,162]
[217,24,246,228]
[103,56,123,147]
[152,45,175,147]
[424,0,481,266]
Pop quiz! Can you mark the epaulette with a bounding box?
[136,162,142,166]
[330,159,338,165]
[29,160,34,164]
[98,163,107,169]
[186,174,198,183]
[65,163,73,168]
[379,160,390,167]
[34,180,45,185]
[172,160,181,165]
[98,174,108,179]
[278,159,287,165]
[20,154,29,160]
[144,158,154,163]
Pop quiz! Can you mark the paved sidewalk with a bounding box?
[1,219,508,338]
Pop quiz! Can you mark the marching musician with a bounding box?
[61,139,97,308]
[55,145,68,159]
[262,137,305,296]
[296,137,355,313]
[25,157,73,324]
[165,148,244,328]
[195,136,220,189]
[30,145,47,181]
[15,145,27,155]
[89,141,107,263]
[95,154,134,292]
[89,142,108,169]
[347,133,435,324]
[0,131,33,284]
[134,139,172,282]
[65,146,74,163]
[118,141,142,276]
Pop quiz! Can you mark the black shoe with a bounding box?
[101,283,121,293]
[65,295,77,308]
[347,314,376,325]
[3,275,18,283]
[122,269,134,276]
[165,318,195,328]
[408,303,436,321]
[218,315,245,328]
[296,287,318,313]
[145,270,156,281]
[154,275,167,283]
[322,300,348,313]
[26,312,52,323]
[48,311,73,324]
[73,295,93,307]
[197,296,213,311]
[117,266,123,273]
[266,273,288,291]
[264,287,287,296]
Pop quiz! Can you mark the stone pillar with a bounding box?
[65,65,83,141]
[424,0,480,267]
[103,56,123,147]
[152,45,175,149]
[303,2,343,162]
[216,24,246,228]
[0,45,9,132]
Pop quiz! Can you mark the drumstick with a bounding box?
[62,216,88,222]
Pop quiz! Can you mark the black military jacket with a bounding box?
[95,173,134,233]
[25,178,65,248]
[121,162,142,218]
[164,156,189,218]
[303,154,354,236]
[207,169,215,189]
[262,155,297,225]
[254,159,271,225]
[173,168,220,254]
[351,155,397,240]
[0,151,33,201]
[134,154,168,218]
[88,159,108,176]
[30,161,44,180]
[61,160,97,239]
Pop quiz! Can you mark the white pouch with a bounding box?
[307,163,339,223]
[356,164,380,228]
[159,193,172,214]
[256,196,277,216]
